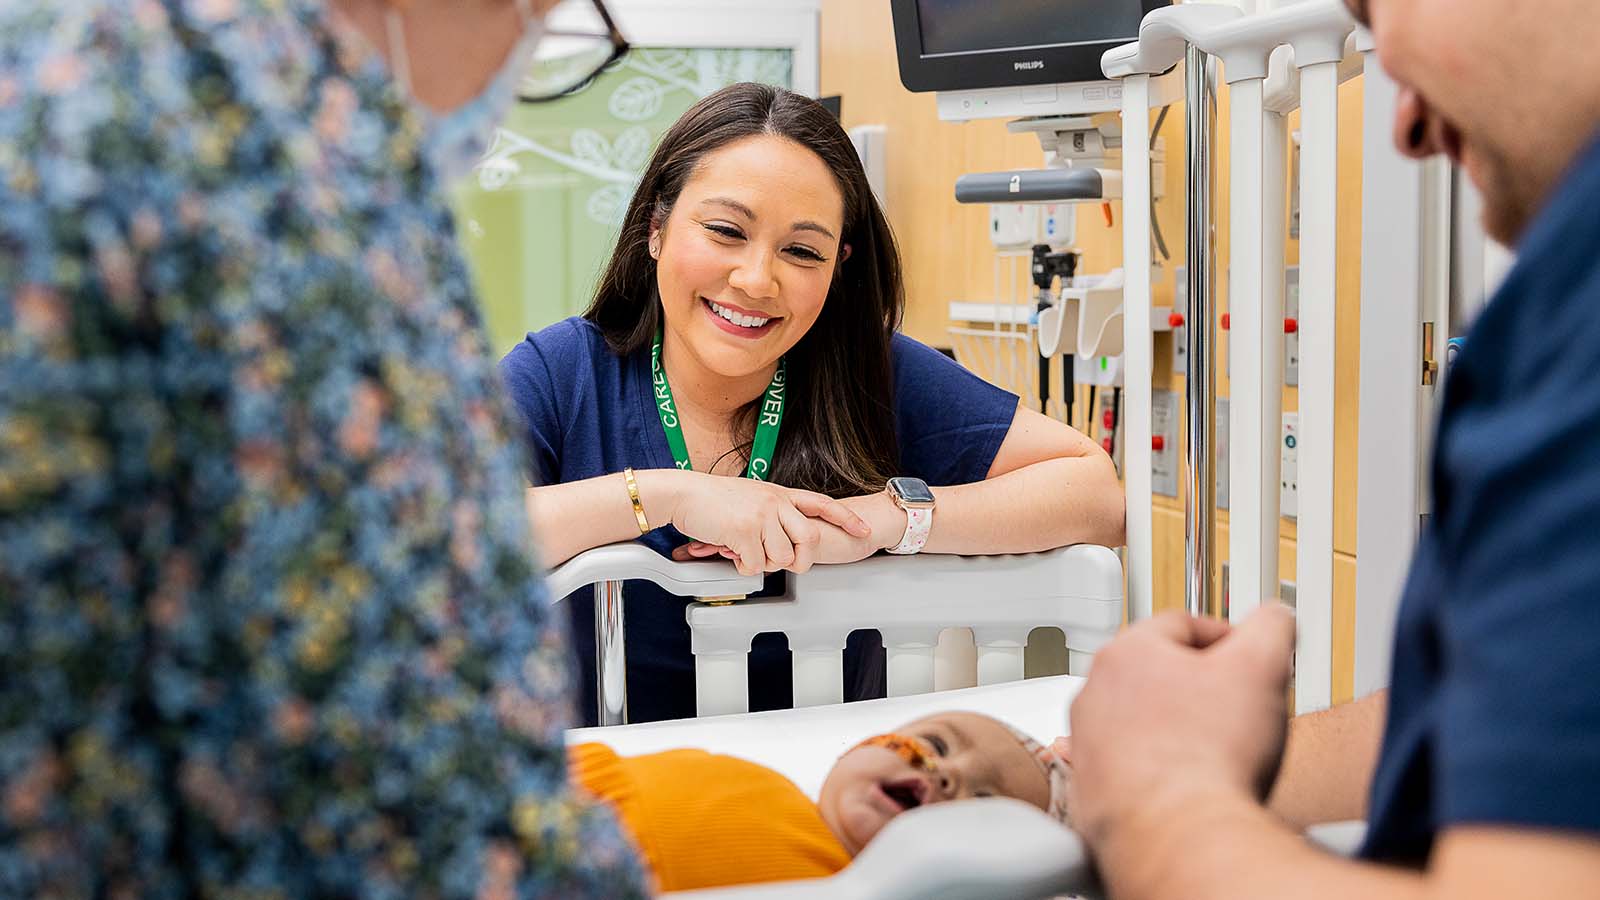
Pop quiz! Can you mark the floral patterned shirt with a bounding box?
[0,1,646,897]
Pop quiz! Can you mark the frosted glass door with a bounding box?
[453,49,795,355]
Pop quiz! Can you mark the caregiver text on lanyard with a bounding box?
[651,330,785,479]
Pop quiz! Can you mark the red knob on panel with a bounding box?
[1221,313,1231,330]
[1103,409,1115,430]
[1102,436,1115,453]
[1168,311,1185,329]
[1284,317,1299,334]
[1152,435,1166,451]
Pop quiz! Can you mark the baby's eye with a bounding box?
[923,734,948,756]
[973,790,993,799]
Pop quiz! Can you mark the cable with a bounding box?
[1063,355,1075,427]
[1149,105,1172,262]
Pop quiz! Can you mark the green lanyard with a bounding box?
[650,331,786,481]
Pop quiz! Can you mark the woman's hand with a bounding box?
[643,469,872,576]
[672,490,908,570]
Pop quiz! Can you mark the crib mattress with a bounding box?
[568,674,1085,800]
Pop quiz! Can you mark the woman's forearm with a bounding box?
[842,454,1124,557]
[922,454,1124,553]
[525,469,685,569]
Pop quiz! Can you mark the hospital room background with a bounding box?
[451,0,1505,711]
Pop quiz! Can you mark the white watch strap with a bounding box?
[888,506,933,555]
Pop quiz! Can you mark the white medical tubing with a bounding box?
[1295,59,1338,713]
[1120,73,1156,623]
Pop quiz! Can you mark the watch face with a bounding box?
[888,477,936,505]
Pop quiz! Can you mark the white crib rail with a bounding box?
[546,543,1124,722]
[1106,0,1356,711]
[688,546,1123,716]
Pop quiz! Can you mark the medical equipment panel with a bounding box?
[890,0,1166,94]
[1151,388,1180,497]
[1216,396,1230,511]
[1281,412,1299,520]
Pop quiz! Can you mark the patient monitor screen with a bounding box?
[915,0,1144,56]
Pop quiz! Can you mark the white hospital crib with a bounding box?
[552,543,1118,898]
[551,0,1440,894]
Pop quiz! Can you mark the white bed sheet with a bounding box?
[567,675,1085,800]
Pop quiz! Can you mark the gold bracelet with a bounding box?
[623,467,650,534]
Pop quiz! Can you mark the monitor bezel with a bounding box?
[891,0,1169,93]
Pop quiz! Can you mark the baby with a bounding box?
[569,711,1071,893]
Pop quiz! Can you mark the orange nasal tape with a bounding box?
[851,733,939,772]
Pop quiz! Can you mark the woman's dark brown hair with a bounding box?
[585,82,904,497]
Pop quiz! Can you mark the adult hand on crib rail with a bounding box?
[1064,606,1297,883]
[655,470,874,575]
[673,491,903,569]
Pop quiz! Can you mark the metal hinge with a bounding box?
[1421,321,1439,386]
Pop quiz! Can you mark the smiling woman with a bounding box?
[498,82,1125,724]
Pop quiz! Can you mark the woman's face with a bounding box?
[650,134,847,381]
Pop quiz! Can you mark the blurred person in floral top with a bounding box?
[0,0,646,896]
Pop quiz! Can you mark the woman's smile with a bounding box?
[701,297,783,339]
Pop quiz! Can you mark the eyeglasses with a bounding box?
[518,0,630,104]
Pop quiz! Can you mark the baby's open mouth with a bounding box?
[881,777,928,812]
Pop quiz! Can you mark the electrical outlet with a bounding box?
[1216,397,1230,510]
[1172,266,1189,376]
[1152,389,1180,497]
[1038,202,1076,248]
[1074,354,1124,388]
[1095,388,1124,474]
[988,203,1037,249]
[1280,413,1299,519]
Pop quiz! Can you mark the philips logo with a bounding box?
[1013,60,1045,71]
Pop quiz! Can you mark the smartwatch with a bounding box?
[885,477,936,555]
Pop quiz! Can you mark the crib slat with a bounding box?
[975,642,1026,685]
[1259,110,1288,611]
[973,626,1030,684]
[1120,72,1156,623]
[695,651,750,717]
[1229,75,1268,621]
[884,628,940,697]
[791,650,843,708]
[1294,59,1339,714]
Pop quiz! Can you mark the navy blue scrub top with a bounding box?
[1361,133,1600,864]
[500,317,1019,724]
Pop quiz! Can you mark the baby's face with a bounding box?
[816,712,1050,854]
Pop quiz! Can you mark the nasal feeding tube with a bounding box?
[851,733,940,773]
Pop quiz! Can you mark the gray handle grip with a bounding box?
[955,168,1105,204]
